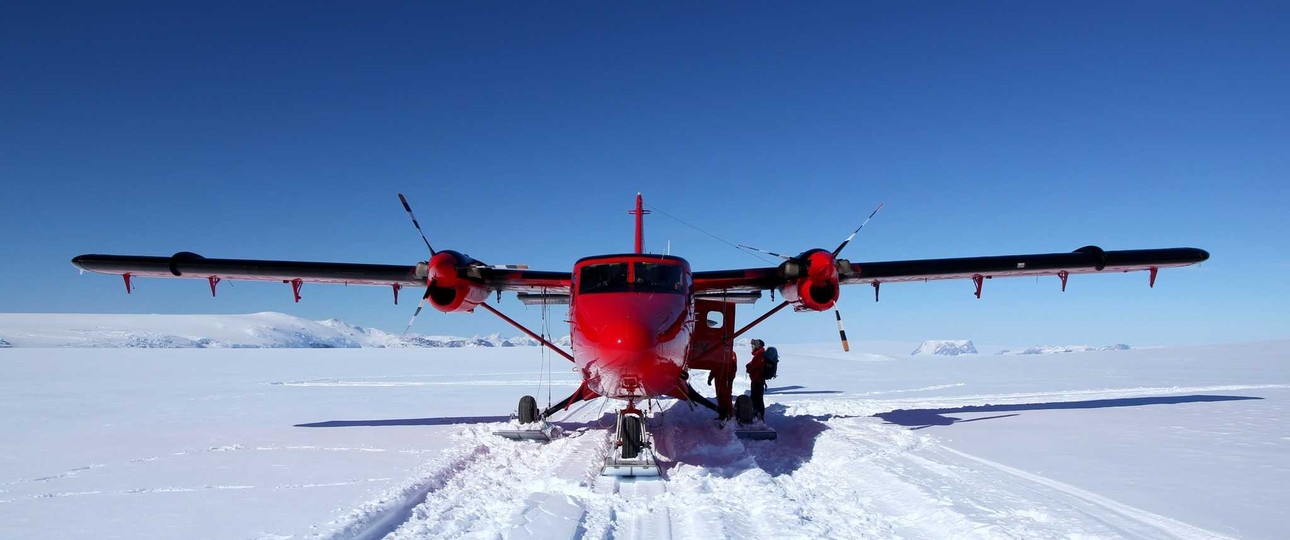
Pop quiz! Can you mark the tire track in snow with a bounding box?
[321,384,1242,539]
[321,443,494,540]
[933,446,1231,539]
[767,407,1234,538]
[322,398,607,539]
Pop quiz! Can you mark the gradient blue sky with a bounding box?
[2,1,1286,346]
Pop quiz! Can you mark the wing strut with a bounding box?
[476,302,575,363]
[688,300,792,368]
[733,300,791,340]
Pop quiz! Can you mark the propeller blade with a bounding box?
[831,202,885,257]
[736,244,793,261]
[834,309,850,352]
[403,280,434,335]
[398,193,437,256]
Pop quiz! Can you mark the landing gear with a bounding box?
[602,402,659,477]
[493,395,561,441]
[518,395,540,424]
[619,414,644,459]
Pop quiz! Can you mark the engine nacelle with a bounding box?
[778,249,841,311]
[416,250,490,313]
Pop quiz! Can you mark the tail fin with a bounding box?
[629,193,650,254]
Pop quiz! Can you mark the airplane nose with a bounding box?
[600,319,655,350]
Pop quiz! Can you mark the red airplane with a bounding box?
[71,193,1208,476]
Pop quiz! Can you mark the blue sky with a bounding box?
[2,1,1286,346]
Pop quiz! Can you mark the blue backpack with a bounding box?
[763,347,779,379]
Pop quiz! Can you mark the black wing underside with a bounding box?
[692,247,1209,293]
[71,254,572,294]
[73,247,1206,298]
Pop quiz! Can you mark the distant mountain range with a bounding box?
[996,344,1131,355]
[0,312,570,349]
[911,339,1132,356]
[0,312,1134,355]
[911,340,978,356]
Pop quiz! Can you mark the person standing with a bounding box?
[707,347,736,421]
[746,339,767,421]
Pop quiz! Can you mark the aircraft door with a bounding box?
[686,298,736,371]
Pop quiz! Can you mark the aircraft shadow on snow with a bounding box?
[291,393,1258,480]
[765,385,843,395]
[873,394,1263,430]
[667,393,1265,478]
[294,412,618,430]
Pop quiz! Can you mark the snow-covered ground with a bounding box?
[1,317,1286,538]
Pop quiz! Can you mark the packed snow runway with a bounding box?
[2,337,1286,539]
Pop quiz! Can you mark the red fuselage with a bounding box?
[569,254,694,400]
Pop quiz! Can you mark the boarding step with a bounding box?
[735,425,778,440]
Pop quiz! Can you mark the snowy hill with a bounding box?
[0,312,562,349]
[911,339,978,356]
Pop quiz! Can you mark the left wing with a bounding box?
[71,252,572,299]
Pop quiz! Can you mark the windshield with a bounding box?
[579,263,630,294]
[577,261,684,294]
[632,262,683,294]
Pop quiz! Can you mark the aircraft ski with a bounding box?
[494,421,562,442]
[603,452,662,477]
[70,192,1209,479]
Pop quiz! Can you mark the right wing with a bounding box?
[692,246,1209,293]
[839,246,1209,285]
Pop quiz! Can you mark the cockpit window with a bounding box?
[633,262,683,294]
[578,263,630,294]
[577,261,685,294]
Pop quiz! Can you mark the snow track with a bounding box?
[319,385,1237,539]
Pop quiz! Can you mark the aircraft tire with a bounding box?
[735,395,754,425]
[620,415,643,459]
[518,395,540,424]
